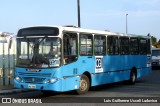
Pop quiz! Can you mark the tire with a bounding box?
[128,70,137,85]
[76,74,90,95]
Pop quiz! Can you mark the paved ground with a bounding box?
[0,85,13,90]
[0,70,160,106]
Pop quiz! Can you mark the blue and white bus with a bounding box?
[14,26,151,94]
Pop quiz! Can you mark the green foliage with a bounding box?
[151,36,157,45]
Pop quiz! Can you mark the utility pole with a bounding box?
[77,0,81,27]
[126,14,128,34]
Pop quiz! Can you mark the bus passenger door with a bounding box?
[62,32,79,90]
[63,32,78,73]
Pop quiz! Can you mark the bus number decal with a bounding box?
[49,59,59,67]
[95,56,103,73]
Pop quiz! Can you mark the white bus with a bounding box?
[152,47,160,68]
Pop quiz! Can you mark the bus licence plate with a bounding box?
[28,84,36,89]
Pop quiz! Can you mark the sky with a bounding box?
[0,0,160,39]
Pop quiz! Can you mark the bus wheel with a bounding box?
[129,70,137,84]
[76,74,90,95]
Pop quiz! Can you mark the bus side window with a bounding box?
[107,36,119,55]
[130,38,139,55]
[120,37,129,55]
[63,32,78,64]
[139,39,147,55]
[94,35,106,55]
[80,34,93,56]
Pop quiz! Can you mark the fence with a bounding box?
[0,35,16,86]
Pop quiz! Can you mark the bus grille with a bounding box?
[18,72,52,78]
[22,77,46,84]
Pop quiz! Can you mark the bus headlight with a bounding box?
[50,79,56,83]
[15,76,20,81]
[47,78,57,84]
[15,76,24,83]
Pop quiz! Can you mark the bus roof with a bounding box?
[18,25,150,38]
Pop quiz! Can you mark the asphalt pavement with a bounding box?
[0,70,160,96]
[0,70,160,105]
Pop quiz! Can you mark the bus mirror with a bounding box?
[8,37,12,50]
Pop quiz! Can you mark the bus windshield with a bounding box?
[16,37,61,68]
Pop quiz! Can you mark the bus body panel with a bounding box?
[137,68,151,78]
[91,70,131,86]
[14,67,62,91]
[91,55,151,86]
[14,55,151,91]
[104,55,147,72]
[62,56,95,76]
[14,79,63,91]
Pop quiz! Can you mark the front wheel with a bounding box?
[76,75,90,95]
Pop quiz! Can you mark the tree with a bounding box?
[151,36,157,45]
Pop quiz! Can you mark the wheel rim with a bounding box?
[131,72,136,82]
[80,79,87,91]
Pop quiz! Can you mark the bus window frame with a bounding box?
[79,33,93,56]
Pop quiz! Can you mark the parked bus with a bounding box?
[14,26,151,94]
[152,47,160,68]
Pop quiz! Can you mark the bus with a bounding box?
[152,47,160,68]
[14,26,152,94]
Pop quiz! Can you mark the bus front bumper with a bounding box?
[14,79,62,91]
